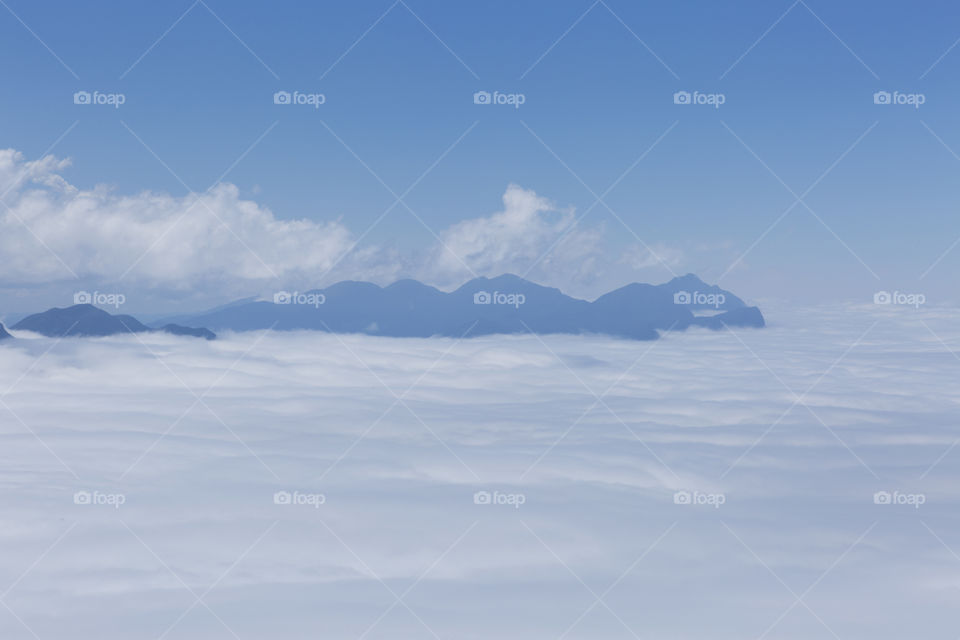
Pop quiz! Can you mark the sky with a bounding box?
[1,0,959,314]
[5,4,960,636]
[1,304,958,638]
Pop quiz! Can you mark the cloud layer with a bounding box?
[0,305,958,638]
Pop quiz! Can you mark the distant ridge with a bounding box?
[13,304,215,340]
[175,273,764,340]
[0,323,10,340]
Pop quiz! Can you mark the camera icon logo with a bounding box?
[273,491,292,505]
[74,291,92,304]
[473,91,491,105]
[673,490,691,505]
[873,91,891,105]
[274,91,291,105]
[273,291,292,304]
[73,490,91,505]
[473,291,492,305]
[873,491,891,505]
[73,91,91,105]
[473,490,491,504]
[673,291,692,305]
[673,91,691,105]
[873,291,892,305]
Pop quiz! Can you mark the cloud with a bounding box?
[620,242,684,270]
[425,183,603,287]
[0,149,356,295]
[0,148,73,194]
[0,305,956,637]
[0,151,617,303]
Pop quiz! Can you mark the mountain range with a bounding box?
[11,304,216,340]
[3,274,763,342]
[171,273,763,340]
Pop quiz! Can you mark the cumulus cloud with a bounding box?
[0,306,957,637]
[0,149,356,295]
[425,183,603,287]
[0,151,617,303]
[0,148,74,194]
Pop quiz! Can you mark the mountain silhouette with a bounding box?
[156,323,217,340]
[0,323,10,340]
[176,273,763,340]
[13,304,215,340]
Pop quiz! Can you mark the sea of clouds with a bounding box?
[0,304,958,638]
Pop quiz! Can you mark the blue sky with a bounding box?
[1,0,959,310]
[3,7,960,635]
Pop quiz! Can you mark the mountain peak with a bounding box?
[455,273,568,296]
[665,273,709,288]
[462,273,527,286]
[385,279,442,293]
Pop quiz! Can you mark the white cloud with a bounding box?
[0,149,356,295]
[0,305,956,637]
[0,151,613,302]
[425,183,602,286]
[0,148,73,194]
[620,241,685,270]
